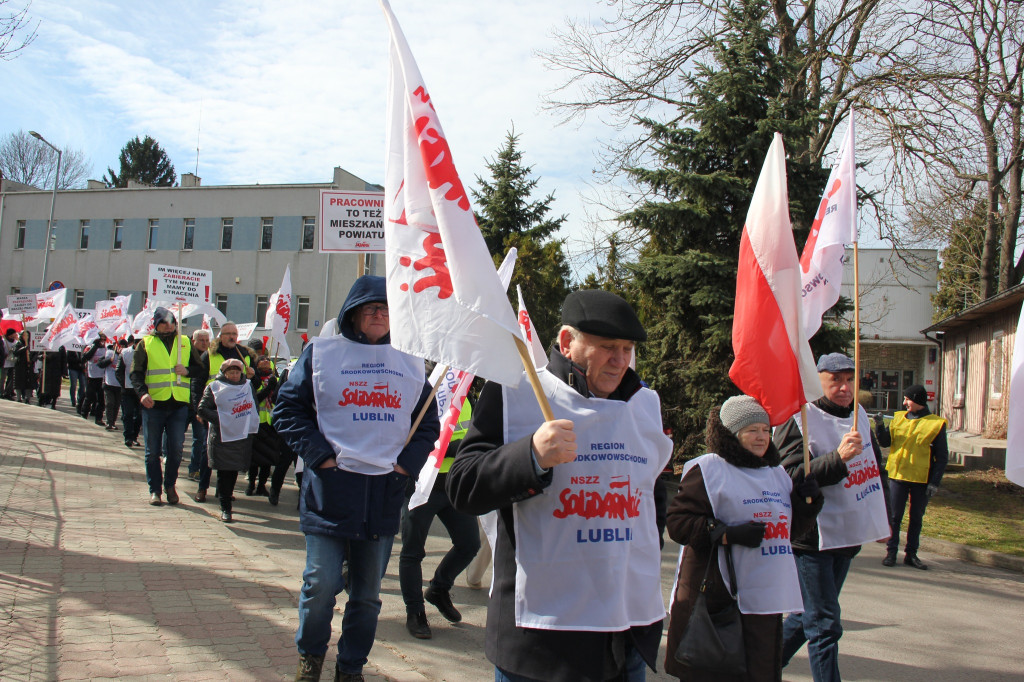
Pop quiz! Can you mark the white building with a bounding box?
[840,247,939,413]
[0,167,381,354]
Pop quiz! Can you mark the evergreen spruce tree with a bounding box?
[932,202,987,322]
[473,130,571,345]
[621,0,837,461]
[104,135,176,188]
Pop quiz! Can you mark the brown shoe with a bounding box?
[195,489,207,503]
[149,493,162,506]
[165,487,179,505]
[295,653,325,681]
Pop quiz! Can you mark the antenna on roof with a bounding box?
[195,99,203,176]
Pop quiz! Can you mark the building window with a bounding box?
[10,287,20,295]
[302,216,316,251]
[954,343,968,400]
[183,218,195,250]
[147,219,159,250]
[296,296,310,331]
[79,220,89,249]
[74,290,85,308]
[261,217,273,250]
[256,295,269,326]
[215,294,228,317]
[990,331,1005,397]
[113,219,124,250]
[221,218,233,250]
[15,220,26,249]
[107,290,118,300]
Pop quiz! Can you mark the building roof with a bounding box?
[922,282,1024,334]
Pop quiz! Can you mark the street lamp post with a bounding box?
[29,130,62,293]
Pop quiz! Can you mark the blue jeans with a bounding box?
[399,472,480,609]
[782,550,853,682]
[495,645,646,682]
[886,480,929,555]
[142,404,189,495]
[68,368,84,405]
[296,533,394,675]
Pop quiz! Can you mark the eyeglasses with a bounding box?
[361,304,389,317]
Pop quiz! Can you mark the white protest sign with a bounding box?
[29,332,47,352]
[319,190,385,253]
[148,264,213,304]
[7,294,37,316]
[234,322,258,342]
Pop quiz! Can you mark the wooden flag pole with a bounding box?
[404,366,448,447]
[174,302,183,386]
[515,335,555,422]
[800,403,813,504]
[852,241,862,432]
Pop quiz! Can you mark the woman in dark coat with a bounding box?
[198,358,259,522]
[665,396,823,682]
[37,347,66,408]
[12,332,33,403]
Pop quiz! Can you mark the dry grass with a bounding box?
[922,468,1024,557]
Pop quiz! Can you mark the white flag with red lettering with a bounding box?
[72,313,101,348]
[381,0,523,386]
[800,115,858,339]
[730,133,822,424]
[41,304,77,350]
[1006,298,1024,486]
[517,286,547,369]
[265,265,292,358]
[409,248,519,510]
[34,288,68,322]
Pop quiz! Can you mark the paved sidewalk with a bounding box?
[3,398,1022,681]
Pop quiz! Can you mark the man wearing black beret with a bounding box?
[447,290,672,682]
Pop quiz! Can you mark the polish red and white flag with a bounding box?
[380,0,522,386]
[800,115,858,339]
[730,133,822,424]
[265,265,292,358]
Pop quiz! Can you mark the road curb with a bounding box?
[917,533,1024,574]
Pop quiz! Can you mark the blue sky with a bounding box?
[3,0,632,275]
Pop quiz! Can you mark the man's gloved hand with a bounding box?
[725,521,767,548]
[873,413,885,428]
[926,484,939,499]
[797,475,821,501]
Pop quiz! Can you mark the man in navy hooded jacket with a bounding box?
[274,275,439,682]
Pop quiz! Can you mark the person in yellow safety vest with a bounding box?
[399,396,481,640]
[198,322,256,387]
[129,307,203,507]
[874,384,949,570]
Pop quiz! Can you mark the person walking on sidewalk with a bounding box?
[117,337,142,448]
[187,329,212,483]
[274,275,439,682]
[400,397,480,640]
[446,290,672,682]
[874,384,948,571]
[130,307,201,506]
[772,353,890,682]
[1,327,17,400]
[80,335,107,423]
[198,358,259,522]
[99,341,124,431]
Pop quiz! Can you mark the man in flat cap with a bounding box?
[873,384,948,570]
[447,290,672,682]
[772,353,890,682]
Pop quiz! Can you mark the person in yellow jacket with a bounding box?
[873,384,948,570]
[129,307,204,506]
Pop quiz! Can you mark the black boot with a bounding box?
[882,550,897,567]
[295,653,325,681]
[406,608,432,639]
[424,585,462,623]
[245,481,256,496]
[904,553,928,570]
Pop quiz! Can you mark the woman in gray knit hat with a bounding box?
[664,395,824,681]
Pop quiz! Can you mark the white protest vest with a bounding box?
[311,335,424,475]
[684,454,803,615]
[103,349,120,387]
[504,369,672,631]
[86,350,105,379]
[211,380,260,442]
[798,403,889,550]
